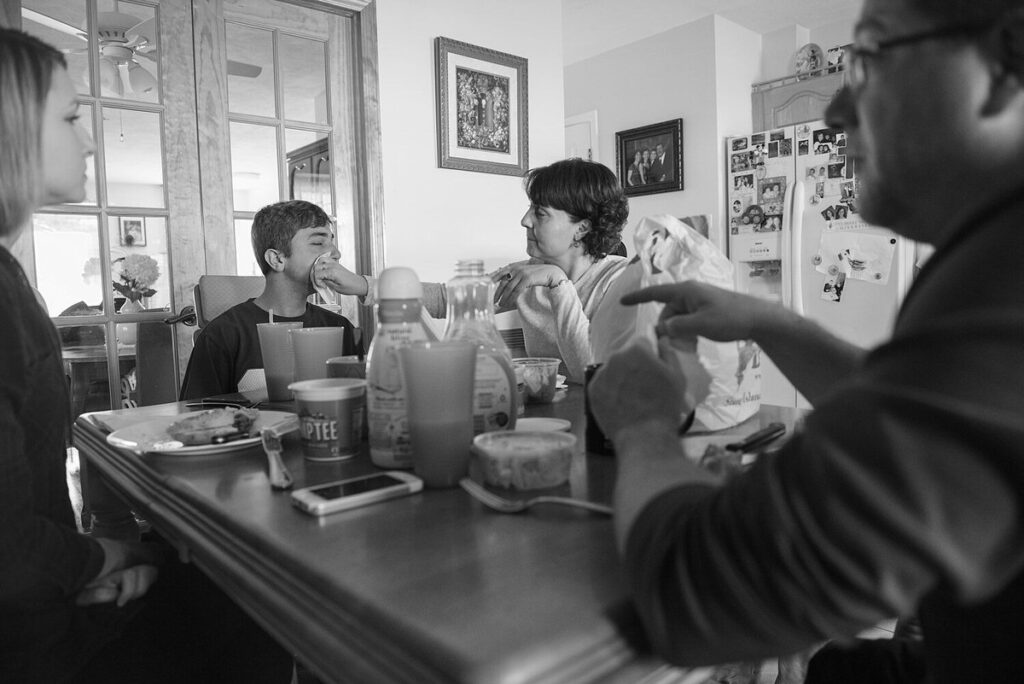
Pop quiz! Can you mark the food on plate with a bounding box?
[472,431,575,490]
[167,407,259,445]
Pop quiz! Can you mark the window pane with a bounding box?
[103,107,165,208]
[91,0,159,103]
[22,0,91,96]
[108,216,171,313]
[234,218,258,276]
[226,23,275,117]
[286,129,332,215]
[32,213,103,316]
[59,326,117,417]
[230,122,279,212]
[280,34,327,124]
[78,106,98,205]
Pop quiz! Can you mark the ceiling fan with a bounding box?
[22,7,262,97]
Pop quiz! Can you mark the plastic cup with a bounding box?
[514,357,560,403]
[311,252,340,307]
[288,378,366,461]
[291,327,346,382]
[257,322,303,401]
[398,340,477,488]
[327,356,368,439]
[326,356,367,379]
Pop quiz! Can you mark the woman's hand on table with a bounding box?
[587,340,687,442]
[492,263,568,308]
[76,565,159,607]
[315,259,369,297]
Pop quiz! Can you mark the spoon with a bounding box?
[260,414,299,490]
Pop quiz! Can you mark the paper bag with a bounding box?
[591,215,761,431]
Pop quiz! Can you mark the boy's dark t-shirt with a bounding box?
[180,299,356,400]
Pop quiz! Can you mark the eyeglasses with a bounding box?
[847,23,992,90]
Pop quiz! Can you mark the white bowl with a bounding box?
[472,431,576,490]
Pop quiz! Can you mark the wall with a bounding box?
[374,0,566,284]
[810,18,857,58]
[759,24,808,82]
[564,16,761,253]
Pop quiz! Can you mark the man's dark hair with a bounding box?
[908,0,1021,24]
[907,1,1024,75]
[251,200,331,275]
[523,159,629,260]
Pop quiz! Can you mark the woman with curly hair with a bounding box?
[316,159,630,382]
[490,159,629,381]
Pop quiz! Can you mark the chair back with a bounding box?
[193,275,265,328]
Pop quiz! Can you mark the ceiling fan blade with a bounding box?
[228,60,263,78]
[135,50,157,63]
[125,17,156,49]
[21,8,87,40]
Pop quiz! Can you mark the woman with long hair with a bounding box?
[0,28,291,683]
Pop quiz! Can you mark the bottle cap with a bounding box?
[377,266,423,300]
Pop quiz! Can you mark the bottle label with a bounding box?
[367,322,431,468]
[472,352,515,434]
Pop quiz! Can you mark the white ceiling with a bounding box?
[562,0,864,65]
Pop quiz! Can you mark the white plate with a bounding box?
[515,417,571,432]
[106,410,295,456]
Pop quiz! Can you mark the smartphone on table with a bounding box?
[290,471,423,516]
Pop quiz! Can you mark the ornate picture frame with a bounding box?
[435,37,528,176]
[616,119,684,197]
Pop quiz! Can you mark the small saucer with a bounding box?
[515,417,571,432]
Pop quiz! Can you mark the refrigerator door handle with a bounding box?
[789,180,806,316]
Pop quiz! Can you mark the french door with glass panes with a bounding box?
[17,0,376,415]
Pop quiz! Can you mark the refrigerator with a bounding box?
[725,121,916,408]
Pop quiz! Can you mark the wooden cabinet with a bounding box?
[287,138,332,216]
[751,69,846,131]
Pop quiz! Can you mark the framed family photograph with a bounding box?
[616,119,684,197]
[119,217,146,247]
[435,37,528,176]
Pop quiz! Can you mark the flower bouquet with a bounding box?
[112,254,159,310]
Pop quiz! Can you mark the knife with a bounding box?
[725,422,786,453]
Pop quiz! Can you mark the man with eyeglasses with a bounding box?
[588,2,1024,683]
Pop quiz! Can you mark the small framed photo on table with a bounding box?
[119,217,146,247]
[616,119,684,197]
[435,36,529,176]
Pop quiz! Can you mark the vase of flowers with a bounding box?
[112,254,159,309]
[112,254,159,345]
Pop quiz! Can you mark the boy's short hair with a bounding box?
[251,200,331,275]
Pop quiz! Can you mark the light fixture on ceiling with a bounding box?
[127,60,157,94]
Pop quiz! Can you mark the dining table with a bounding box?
[73,385,806,684]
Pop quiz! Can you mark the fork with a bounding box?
[459,478,613,516]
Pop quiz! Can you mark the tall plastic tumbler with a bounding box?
[398,340,477,488]
[257,322,303,401]
[292,327,346,382]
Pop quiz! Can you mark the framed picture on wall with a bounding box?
[616,119,684,197]
[119,217,146,247]
[435,36,529,176]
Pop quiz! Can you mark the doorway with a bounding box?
[15,0,380,413]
